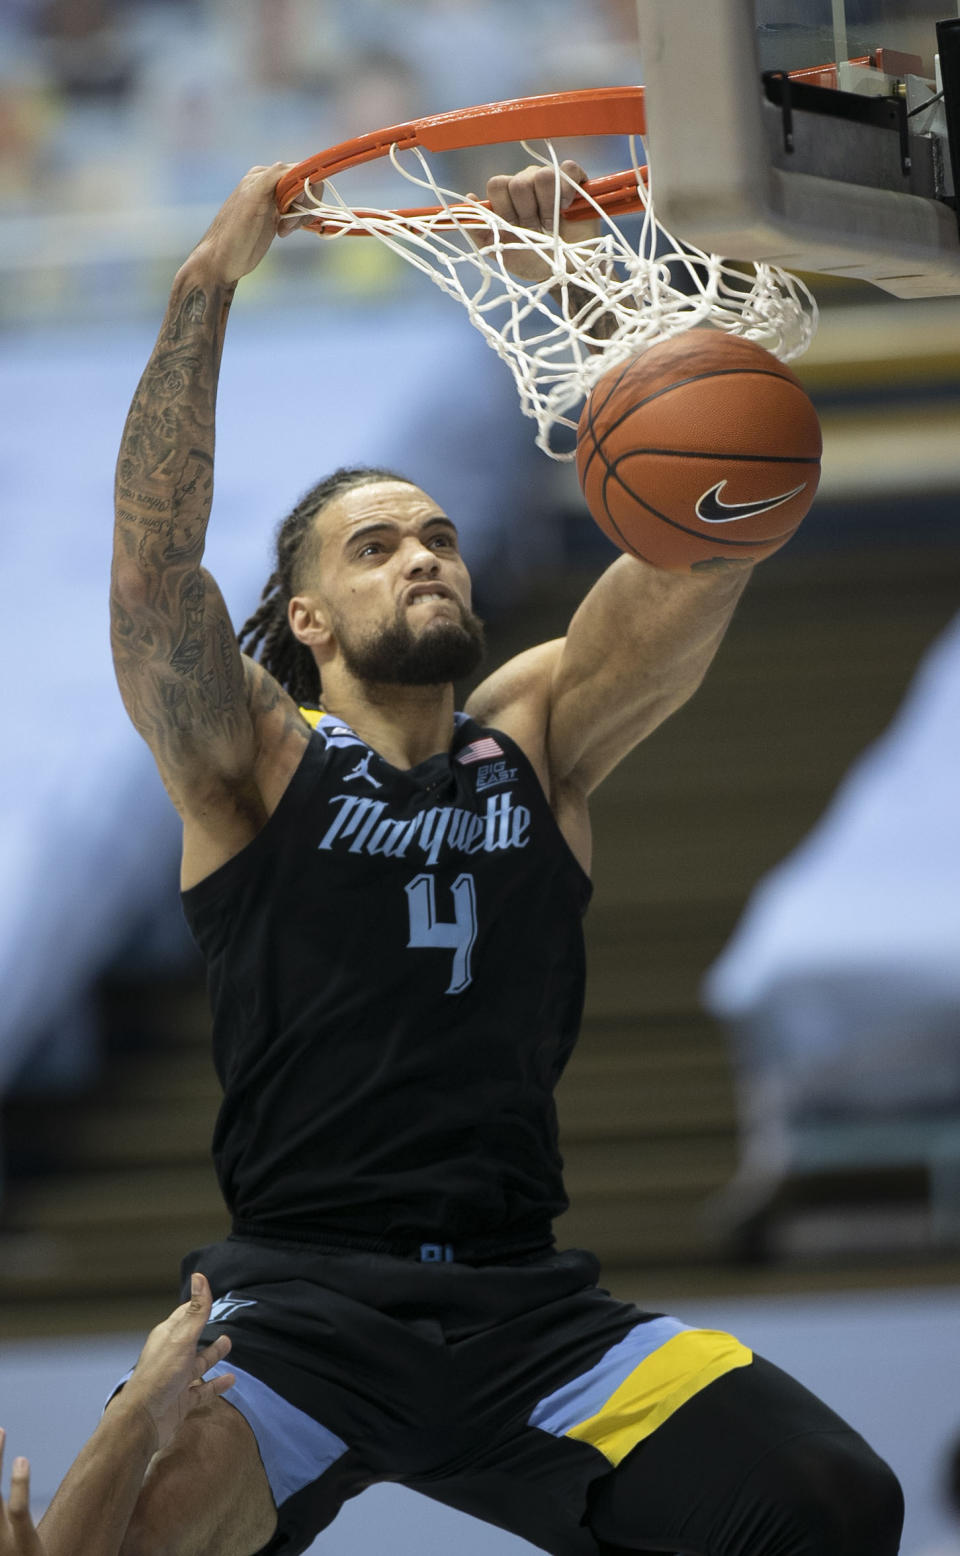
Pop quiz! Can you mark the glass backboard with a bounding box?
[635,0,960,296]
[754,0,949,79]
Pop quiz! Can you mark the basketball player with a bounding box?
[105,163,904,1556]
[1,1276,232,1556]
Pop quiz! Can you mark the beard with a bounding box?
[335,597,486,686]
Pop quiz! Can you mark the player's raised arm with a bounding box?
[467,558,750,877]
[110,163,299,837]
[469,154,821,842]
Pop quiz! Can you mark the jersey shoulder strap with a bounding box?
[299,706,375,755]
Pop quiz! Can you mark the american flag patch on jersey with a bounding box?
[456,737,505,765]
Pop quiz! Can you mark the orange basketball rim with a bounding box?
[274,88,649,233]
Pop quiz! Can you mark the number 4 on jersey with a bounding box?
[405,872,477,994]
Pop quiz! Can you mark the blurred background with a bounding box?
[1,1,959,1552]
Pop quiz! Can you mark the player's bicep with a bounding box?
[110,562,256,808]
[548,662,683,796]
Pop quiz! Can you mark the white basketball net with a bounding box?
[282,137,818,459]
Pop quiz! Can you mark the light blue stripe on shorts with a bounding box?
[104,1359,348,1510]
[204,1360,349,1507]
[528,1315,691,1436]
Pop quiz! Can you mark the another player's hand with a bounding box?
[191,163,318,286]
[0,1432,43,1556]
[112,1273,235,1456]
[481,160,599,282]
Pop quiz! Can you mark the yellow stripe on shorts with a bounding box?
[567,1328,752,1467]
[529,1319,752,1467]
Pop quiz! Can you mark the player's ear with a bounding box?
[288,595,333,652]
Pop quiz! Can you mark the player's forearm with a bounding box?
[642,559,752,692]
[112,251,235,597]
[36,1401,157,1556]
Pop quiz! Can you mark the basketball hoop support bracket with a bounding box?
[764,72,913,178]
[936,18,960,236]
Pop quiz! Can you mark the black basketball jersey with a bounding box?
[181,710,592,1255]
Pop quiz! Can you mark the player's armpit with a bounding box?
[545,554,752,795]
[465,641,561,797]
[240,655,312,791]
[466,641,594,875]
[176,656,312,889]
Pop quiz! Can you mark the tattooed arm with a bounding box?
[111,164,314,886]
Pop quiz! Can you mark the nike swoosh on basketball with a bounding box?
[695,480,807,524]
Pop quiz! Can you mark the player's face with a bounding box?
[311,481,485,685]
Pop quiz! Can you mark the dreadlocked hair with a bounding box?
[237,465,417,707]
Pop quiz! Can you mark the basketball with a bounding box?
[576,330,822,572]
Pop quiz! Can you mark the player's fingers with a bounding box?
[152,1273,212,1346]
[535,165,576,226]
[178,1334,230,1396]
[278,197,324,236]
[196,1333,232,1373]
[292,209,322,234]
[186,1374,235,1410]
[487,168,545,227]
[7,1456,32,1519]
[184,1271,213,1319]
[558,159,588,208]
[531,162,589,225]
[486,164,588,231]
[160,1274,210,1329]
[242,161,296,215]
[247,161,294,183]
[506,168,543,229]
[485,173,517,225]
[459,194,496,252]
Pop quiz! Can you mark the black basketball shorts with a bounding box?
[105,1234,896,1556]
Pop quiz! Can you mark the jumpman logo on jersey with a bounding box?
[343,751,382,789]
